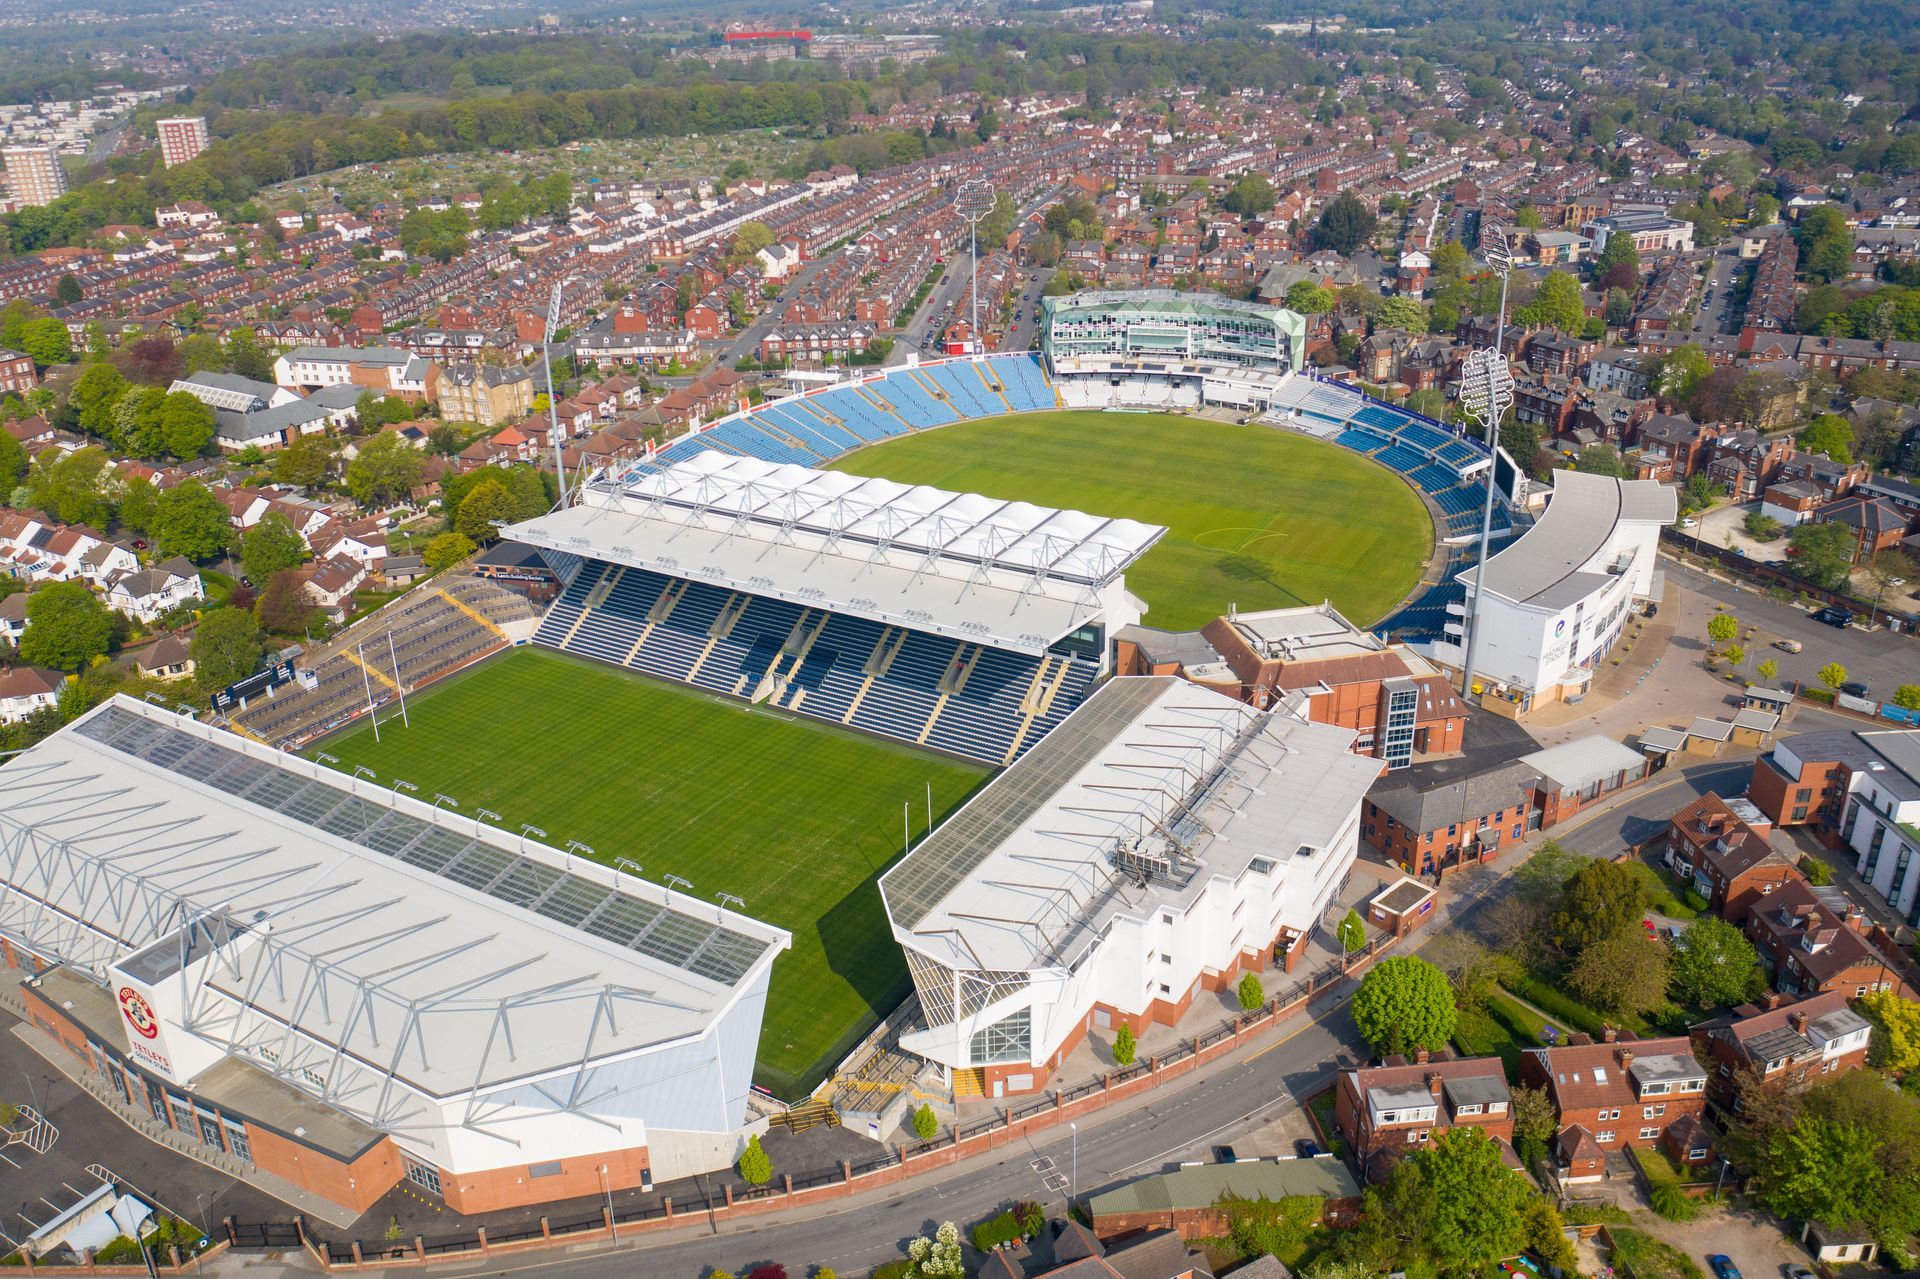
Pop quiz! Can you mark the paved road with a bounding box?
[1659,556,1918,697]
[713,256,844,368]
[1690,246,1740,336]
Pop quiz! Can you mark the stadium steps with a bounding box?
[841,626,907,722]
[1002,655,1075,763]
[436,587,508,641]
[854,386,916,433]
[752,608,822,702]
[950,1067,988,1098]
[342,646,399,692]
[973,362,1014,413]
[619,577,688,663]
[553,563,618,648]
[769,1098,841,1134]
[915,643,980,745]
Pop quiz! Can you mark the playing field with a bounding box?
[827,411,1434,631]
[313,646,989,1098]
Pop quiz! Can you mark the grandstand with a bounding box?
[508,451,1162,767]
[229,573,539,748]
[632,352,1061,478]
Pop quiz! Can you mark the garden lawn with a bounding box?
[312,646,989,1097]
[826,412,1433,630]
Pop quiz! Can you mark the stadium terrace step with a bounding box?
[769,1098,841,1134]
[950,1067,988,1098]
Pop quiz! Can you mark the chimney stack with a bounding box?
[1788,1010,1809,1035]
[1428,1072,1444,1099]
[1761,990,1786,1011]
[1414,1047,1430,1065]
[1602,1024,1618,1043]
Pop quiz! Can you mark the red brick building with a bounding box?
[1332,1055,1515,1182]
[1694,989,1874,1113]
[1744,879,1912,999]
[1363,760,1540,879]
[1520,1034,1711,1180]
[1663,792,1801,923]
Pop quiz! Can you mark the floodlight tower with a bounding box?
[543,279,569,505]
[955,180,997,355]
[1456,344,1515,702]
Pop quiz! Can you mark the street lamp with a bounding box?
[1069,1121,1078,1211]
[600,1164,616,1242]
[955,181,997,356]
[1456,345,1515,704]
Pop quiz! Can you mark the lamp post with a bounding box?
[1069,1121,1078,1212]
[543,279,571,506]
[351,765,376,795]
[600,1164,616,1242]
[520,823,547,853]
[431,793,458,813]
[391,780,418,805]
[955,181,997,355]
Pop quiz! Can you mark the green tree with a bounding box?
[737,1132,772,1185]
[18,581,113,670]
[1509,1083,1558,1165]
[1237,972,1265,1011]
[422,530,476,572]
[189,607,262,690]
[25,446,117,527]
[1337,908,1367,953]
[1516,270,1583,332]
[1788,523,1857,590]
[1553,859,1650,955]
[55,273,82,306]
[1350,956,1457,1056]
[1857,990,1920,1073]
[1222,172,1276,218]
[223,329,275,382]
[1742,1073,1920,1262]
[1414,1129,1531,1274]
[1756,658,1780,685]
[729,220,776,262]
[1566,928,1671,1015]
[1817,662,1848,695]
[117,476,158,535]
[454,478,519,543]
[907,1223,964,1278]
[273,433,333,489]
[1892,685,1920,713]
[156,390,215,458]
[67,361,129,438]
[151,480,231,561]
[1707,612,1739,647]
[1594,231,1641,282]
[345,432,424,508]
[912,1103,938,1141]
[1797,414,1854,462]
[240,512,307,584]
[1669,916,1762,1007]
[1574,444,1629,477]
[0,429,25,492]
[1285,281,1335,313]
[1657,345,1712,402]
[1314,190,1377,256]
[1745,510,1783,541]
[18,317,72,367]
[1113,1022,1136,1066]
[1377,296,1426,330]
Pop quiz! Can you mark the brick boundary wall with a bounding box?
[257,936,1400,1270]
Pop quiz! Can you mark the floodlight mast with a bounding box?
[1456,344,1514,704]
[955,181,997,356]
[544,280,569,506]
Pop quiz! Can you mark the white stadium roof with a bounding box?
[509,453,1166,655]
[1457,469,1676,610]
[880,676,1384,974]
[0,699,789,1101]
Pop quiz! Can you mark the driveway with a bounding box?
[1624,1199,1814,1279]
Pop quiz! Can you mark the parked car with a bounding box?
[1772,638,1804,653]
[1784,1266,1816,1279]
[1214,1145,1238,1163]
[1295,1139,1323,1158]
[1841,681,1871,697]
[1811,606,1854,628]
[1709,1256,1743,1279]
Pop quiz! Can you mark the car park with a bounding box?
[1772,638,1803,653]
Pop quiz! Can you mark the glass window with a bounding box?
[968,1007,1032,1066]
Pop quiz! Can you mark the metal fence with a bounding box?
[225,1221,302,1251]
[1661,528,1920,632]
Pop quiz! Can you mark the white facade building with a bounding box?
[0,699,790,1213]
[1774,730,1920,925]
[1437,471,1675,706]
[880,676,1382,1096]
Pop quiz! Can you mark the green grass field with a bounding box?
[312,646,988,1098]
[826,411,1434,630]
